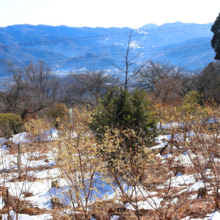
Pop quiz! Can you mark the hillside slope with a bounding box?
[0,22,215,76]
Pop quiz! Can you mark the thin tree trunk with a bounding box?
[7,189,10,220]
[135,186,140,220]
[17,143,21,179]
[184,125,187,141]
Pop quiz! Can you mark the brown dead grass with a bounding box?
[3,140,56,155]
[18,207,47,215]
[10,174,37,182]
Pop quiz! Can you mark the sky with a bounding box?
[0,0,219,28]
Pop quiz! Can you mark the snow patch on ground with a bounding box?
[125,197,163,210]
[0,196,5,209]
[3,211,52,220]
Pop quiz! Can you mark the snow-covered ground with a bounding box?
[0,128,220,219]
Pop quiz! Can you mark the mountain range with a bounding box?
[0,22,215,77]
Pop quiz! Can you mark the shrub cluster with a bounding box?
[0,113,22,138]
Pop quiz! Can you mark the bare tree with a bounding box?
[63,70,119,107]
[0,60,26,113]
[23,61,60,116]
[171,69,200,98]
[195,62,220,102]
[112,31,146,90]
[0,60,61,118]
[135,60,184,105]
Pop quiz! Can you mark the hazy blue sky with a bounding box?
[0,0,219,28]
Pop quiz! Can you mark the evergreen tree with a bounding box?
[89,87,157,151]
[211,13,220,60]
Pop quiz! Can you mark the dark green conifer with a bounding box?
[211,13,220,60]
[89,87,157,150]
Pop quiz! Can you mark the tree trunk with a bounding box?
[17,144,21,179]
[6,189,10,220]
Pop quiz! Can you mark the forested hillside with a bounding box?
[0,22,214,76]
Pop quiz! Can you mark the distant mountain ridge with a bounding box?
[0,22,215,76]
